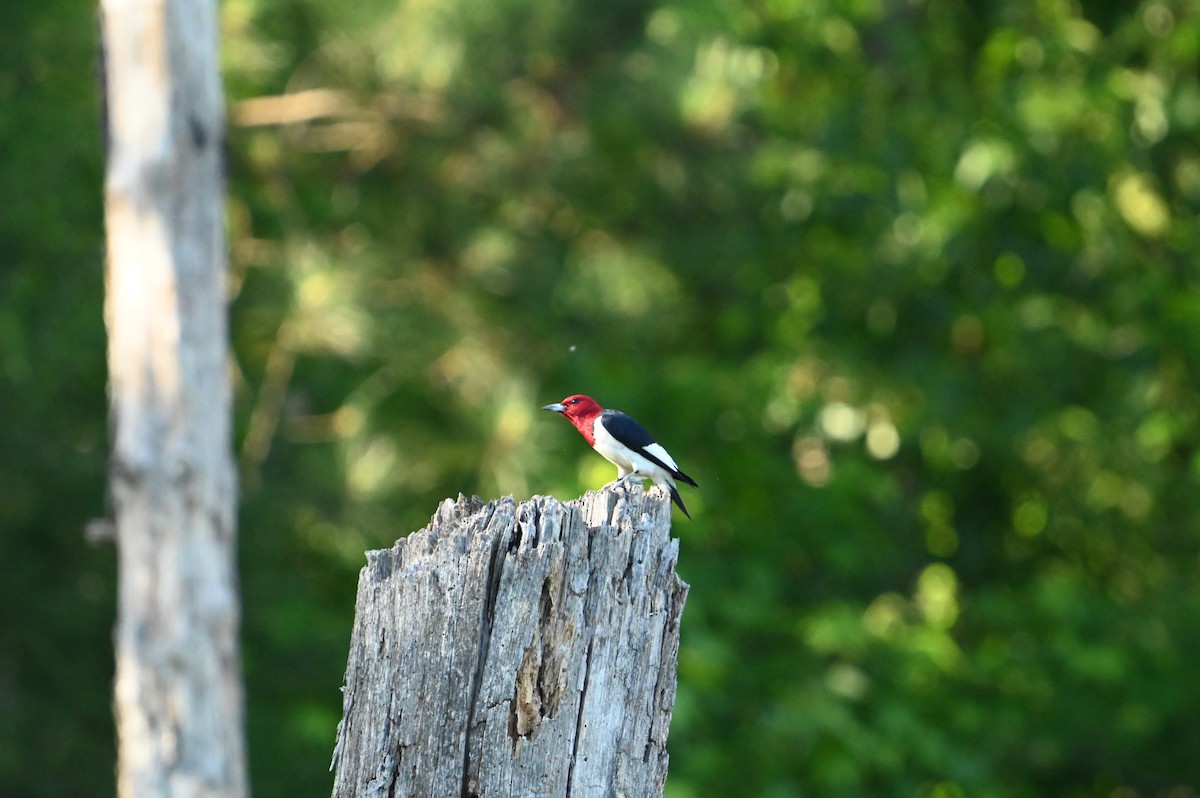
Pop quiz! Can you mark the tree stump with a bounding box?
[330,486,688,798]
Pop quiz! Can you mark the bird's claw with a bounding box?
[604,474,642,493]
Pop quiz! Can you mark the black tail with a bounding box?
[667,483,692,519]
[673,469,698,488]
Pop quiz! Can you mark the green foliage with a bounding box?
[4,0,1200,795]
[0,0,113,794]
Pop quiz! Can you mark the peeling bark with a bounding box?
[330,486,688,798]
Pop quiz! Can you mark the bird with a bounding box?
[542,394,698,517]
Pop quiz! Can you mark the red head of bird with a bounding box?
[541,394,604,444]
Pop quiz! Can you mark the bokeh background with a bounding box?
[4,0,1200,795]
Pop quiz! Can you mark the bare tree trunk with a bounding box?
[100,0,246,794]
[330,488,688,798]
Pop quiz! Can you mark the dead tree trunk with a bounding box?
[100,0,246,794]
[330,487,688,798]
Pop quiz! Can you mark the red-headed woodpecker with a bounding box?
[542,394,698,517]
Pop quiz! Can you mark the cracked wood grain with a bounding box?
[330,486,688,798]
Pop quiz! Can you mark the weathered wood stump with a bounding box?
[330,486,688,798]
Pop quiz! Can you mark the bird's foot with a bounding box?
[604,474,643,493]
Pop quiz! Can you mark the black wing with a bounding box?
[601,409,657,449]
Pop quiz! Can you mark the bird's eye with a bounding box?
[569,398,579,405]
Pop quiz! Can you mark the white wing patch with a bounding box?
[642,442,680,472]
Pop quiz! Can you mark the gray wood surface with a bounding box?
[331,487,688,798]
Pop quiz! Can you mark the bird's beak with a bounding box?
[542,403,566,413]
